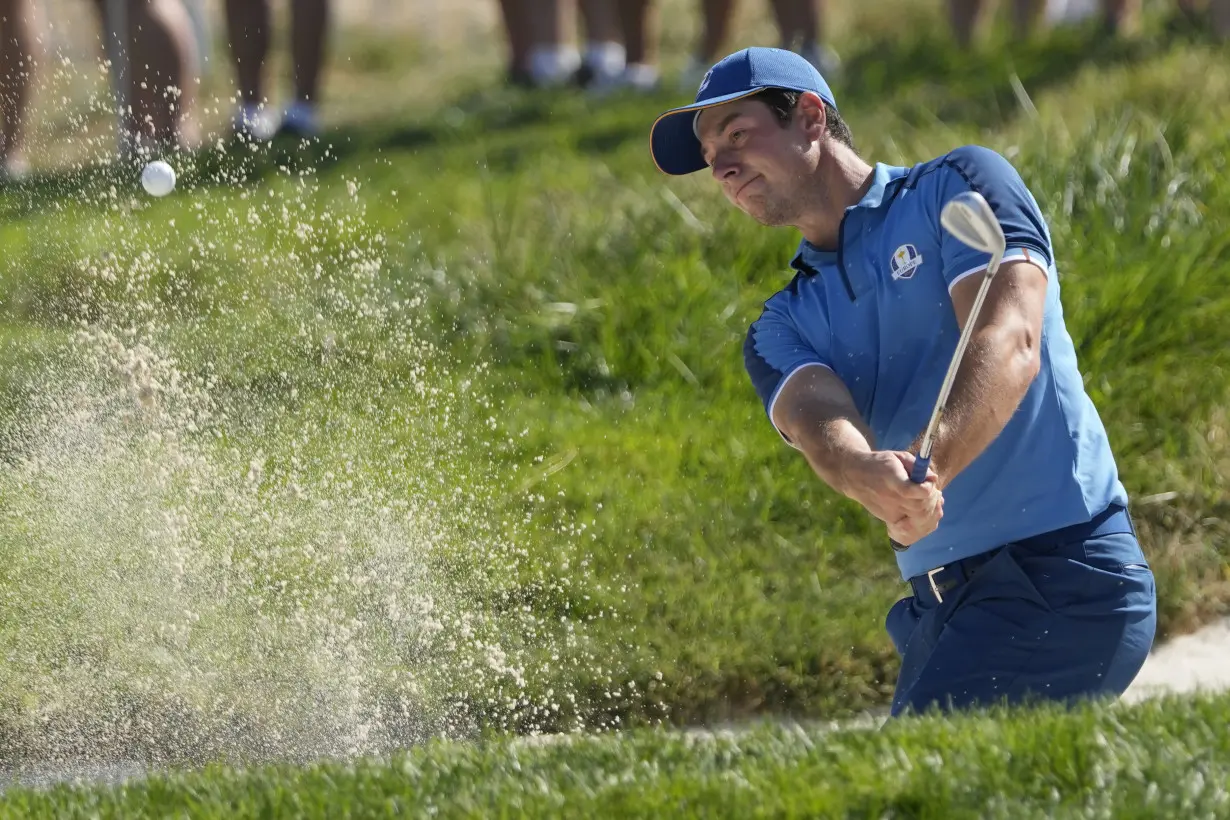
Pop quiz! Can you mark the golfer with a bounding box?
[649,47,1157,717]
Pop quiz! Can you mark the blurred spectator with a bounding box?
[682,0,839,88]
[1,0,199,171]
[496,0,534,85]
[499,0,655,90]
[225,0,330,140]
[503,0,624,88]
[605,0,660,92]
[92,0,201,152]
[576,0,630,87]
[522,0,582,87]
[0,0,34,178]
[953,0,1230,45]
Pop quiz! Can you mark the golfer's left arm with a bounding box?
[920,145,1055,489]
[923,258,1047,488]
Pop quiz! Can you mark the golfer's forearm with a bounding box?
[928,324,1040,486]
[792,417,874,498]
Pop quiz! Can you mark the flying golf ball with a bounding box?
[141,160,176,197]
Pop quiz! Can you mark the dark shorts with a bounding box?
[885,504,1157,718]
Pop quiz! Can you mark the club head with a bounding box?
[940,191,1006,256]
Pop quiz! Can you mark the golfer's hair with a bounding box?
[755,88,855,151]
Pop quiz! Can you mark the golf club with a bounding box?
[891,190,1007,553]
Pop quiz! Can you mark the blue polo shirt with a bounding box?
[744,145,1129,580]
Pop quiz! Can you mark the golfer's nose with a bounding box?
[711,151,739,182]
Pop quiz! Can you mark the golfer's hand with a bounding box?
[886,496,945,547]
[844,450,943,529]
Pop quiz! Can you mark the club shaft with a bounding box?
[917,247,1005,460]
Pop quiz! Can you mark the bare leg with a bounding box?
[1213,0,1230,38]
[279,0,329,136]
[290,0,328,105]
[698,0,735,61]
[139,0,198,146]
[579,0,621,43]
[1100,0,1141,33]
[794,0,824,50]
[223,0,274,136]
[496,0,533,81]
[578,0,624,85]
[768,0,794,46]
[93,0,198,149]
[0,0,33,175]
[948,0,986,48]
[614,0,657,89]
[1011,0,1047,37]
[771,0,838,75]
[617,0,656,65]
[526,0,580,86]
[224,0,268,104]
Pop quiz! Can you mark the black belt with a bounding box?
[908,547,1002,606]
[906,505,1134,606]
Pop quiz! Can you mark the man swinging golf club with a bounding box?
[649,47,1157,717]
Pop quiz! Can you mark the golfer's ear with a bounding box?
[798,92,826,138]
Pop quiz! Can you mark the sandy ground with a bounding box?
[0,618,1225,793]
[1122,616,1230,703]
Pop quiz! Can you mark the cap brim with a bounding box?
[649,89,763,176]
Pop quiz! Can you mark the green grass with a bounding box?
[0,0,1229,800]
[3,693,1230,818]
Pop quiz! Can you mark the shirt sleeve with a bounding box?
[936,145,1053,292]
[743,293,832,447]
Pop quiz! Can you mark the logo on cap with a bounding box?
[697,66,715,97]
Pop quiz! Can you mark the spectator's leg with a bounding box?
[697,0,734,61]
[496,0,533,84]
[795,0,822,49]
[91,0,198,150]
[615,0,657,89]
[1213,0,1230,38]
[768,0,794,47]
[0,0,33,177]
[948,0,985,48]
[679,0,734,88]
[224,0,276,138]
[526,0,581,86]
[1100,0,1141,33]
[280,0,329,137]
[772,0,840,76]
[140,0,199,147]
[578,0,624,87]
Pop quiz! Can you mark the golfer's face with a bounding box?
[697,100,801,223]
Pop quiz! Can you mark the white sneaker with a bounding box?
[581,40,627,87]
[588,62,661,97]
[623,63,660,91]
[528,45,583,88]
[233,103,279,142]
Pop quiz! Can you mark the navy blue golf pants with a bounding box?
[885,504,1157,717]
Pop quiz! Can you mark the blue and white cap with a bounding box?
[649,47,839,176]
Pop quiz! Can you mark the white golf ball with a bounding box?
[141,160,176,197]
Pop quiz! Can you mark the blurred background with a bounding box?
[4,0,1223,177]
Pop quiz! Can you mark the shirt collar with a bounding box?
[789,163,909,271]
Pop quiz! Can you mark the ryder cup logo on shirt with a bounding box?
[890,244,924,280]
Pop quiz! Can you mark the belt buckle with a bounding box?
[926,565,946,604]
